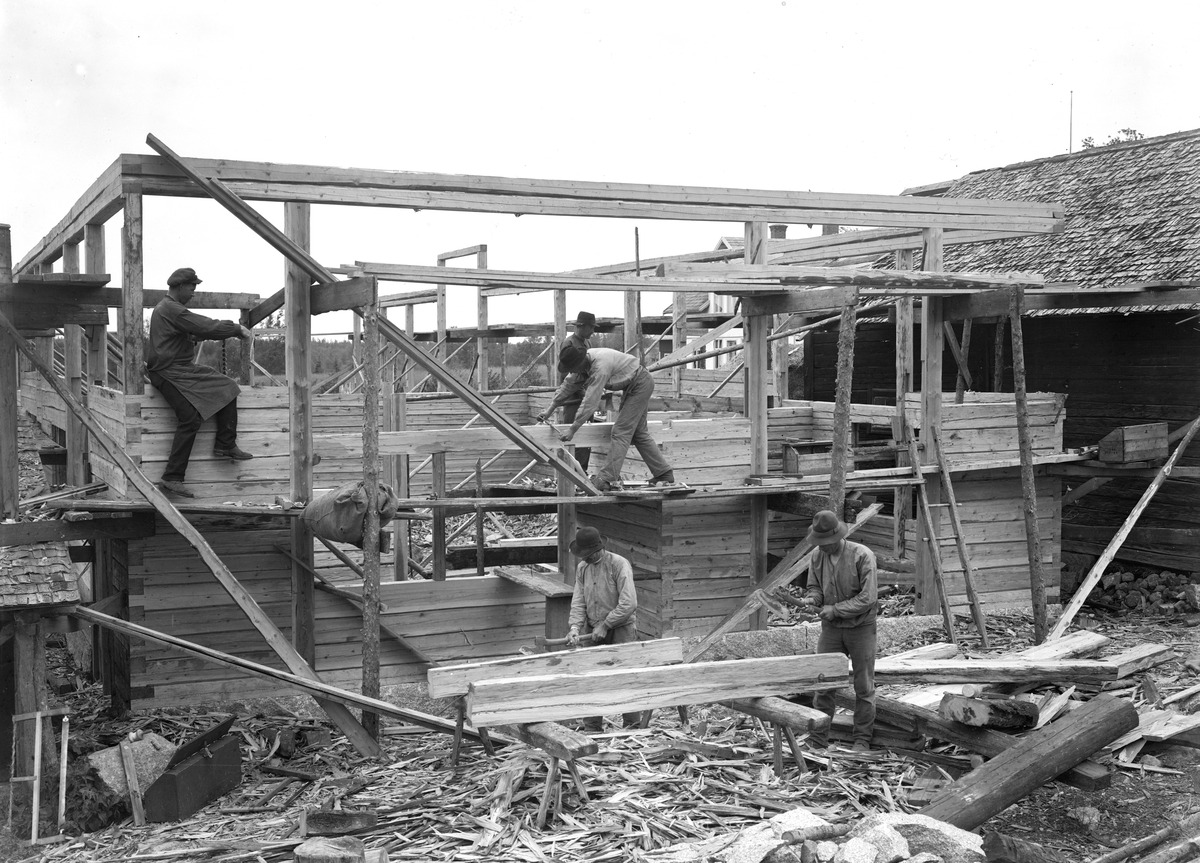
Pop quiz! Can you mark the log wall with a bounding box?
[126,513,547,709]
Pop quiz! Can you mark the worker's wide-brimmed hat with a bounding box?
[806,510,848,546]
[569,526,605,557]
[167,267,203,288]
[558,342,588,375]
[574,311,597,327]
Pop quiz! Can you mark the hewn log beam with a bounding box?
[466,653,849,726]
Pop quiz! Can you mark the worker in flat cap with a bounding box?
[536,311,597,471]
[799,509,879,751]
[540,342,674,492]
[566,526,641,730]
[145,268,254,497]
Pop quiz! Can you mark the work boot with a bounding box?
[213,446,254,460]
[851,740,871,752]
[649,470,675,486]
[589,475,619,492]
[157,479,195,498]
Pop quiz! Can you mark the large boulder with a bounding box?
[850,813,984,863]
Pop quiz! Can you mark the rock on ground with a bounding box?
[84,732,175,799]
[850,812,984,863]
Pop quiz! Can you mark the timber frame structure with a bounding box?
[6,134,1190,752]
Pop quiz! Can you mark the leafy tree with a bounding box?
[1081,128,1144,150]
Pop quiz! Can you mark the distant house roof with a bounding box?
[661,291,712,316]
[0,542,79,609]
[933,128,1200,297]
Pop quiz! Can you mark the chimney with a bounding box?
[769,224,787,239]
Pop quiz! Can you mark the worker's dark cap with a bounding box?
[569,526,605,557]
[557,343,589,375]
[805,510,848,546]
[167,267,202,288]
[574,311,596,327]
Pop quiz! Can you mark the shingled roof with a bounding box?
[0,542,79,609]
[935,128,1200,290]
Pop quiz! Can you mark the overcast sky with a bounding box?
[2,1,1197,336]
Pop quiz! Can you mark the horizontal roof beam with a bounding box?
[117,153,1061,216]
[128,176,1065,231]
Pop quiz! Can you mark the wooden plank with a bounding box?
[427,638,685,699]
[493,567,574,598]
[466,652,849,726]
[117,153,1061,217]
[360,290,382,738]
[874,648,1174,685]
[311,275,376,315]
[0,513,155,545]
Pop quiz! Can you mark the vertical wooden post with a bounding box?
[671,291,686,397]
[285,202,316,664]
[744,220,769,630]
[553,290,567,375]
[476,246,490,389]
[1009,286,1047,642]
[12,612,39,783]
[828,302,857,513]
[557,446,578,586]
[893,250,916,558]
[435,260,447,390]
[432,452,447,581]
[121,193,144,395]
[992,316,1007,392]
[395,392,410,580]
[238,309,252,385]
[63,243,87,487]
[360,283,381,739]
[85,223,108,387]
[474,460,486,576]
[624,291,642,361]
[626,227,643,360]
[916,228,945,616]
[955,318,973,404]
[404,306,416,391]
[0,224,18,517]
[771,317,790,406]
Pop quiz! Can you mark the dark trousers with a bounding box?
[583,621,640,730]
[812,622,877,745]
[561,400,591,472]
[151,374,238,482]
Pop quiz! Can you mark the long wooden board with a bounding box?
[466,653,848,726]
[875,644,1174,685]
[428,638,684,699]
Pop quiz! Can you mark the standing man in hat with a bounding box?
[566,526,641,730]
[145,268,254,497]
[544,343,674,492]
[800,510,879,751]
[536,311,597,471]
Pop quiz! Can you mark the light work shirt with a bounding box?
[569,549,638,632]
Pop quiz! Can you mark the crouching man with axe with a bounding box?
[567,526,642,732]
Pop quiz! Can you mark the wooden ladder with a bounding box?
[906,425,989,648]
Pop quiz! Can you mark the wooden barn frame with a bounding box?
[14,132,1176,758]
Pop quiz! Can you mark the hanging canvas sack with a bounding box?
[301,480,400,548]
